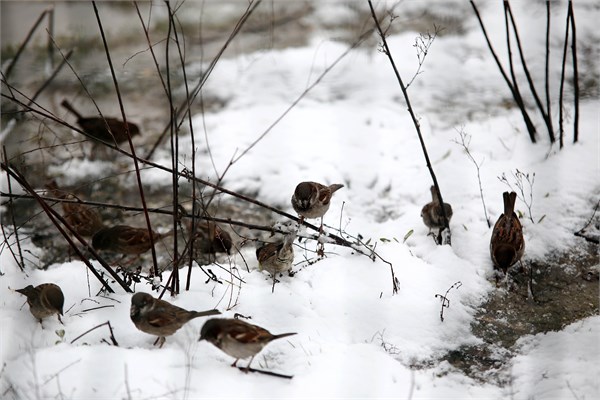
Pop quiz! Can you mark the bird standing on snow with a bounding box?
[130,292,220,348]
[199,318,296,370]
[16,283,64,324]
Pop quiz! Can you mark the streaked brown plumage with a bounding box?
[199,318,296,369]
[490,191,525,277]
[256,233,296,275]
[46,181,104,237]
[291,181,344,220]
[189,221,233,255]
[61,99,140,145]
[130,292,221,348]
[16,283,64,323]
[421,185,453,232]
[92,225,167,255]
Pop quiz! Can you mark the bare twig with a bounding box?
[505,1,555,143]
[558,2,571,149]
[92,1,161,277]
[145,0,263,159]
[70,320,119,346]
[434,281,462,322]
[470,1,537,143]
[452,129,491,228]
[2,147,25,271]
[574,199,600,244]
[368,0,451,246]
[233,366,293,379]
[3,9,49,81]
[568,0,579,144]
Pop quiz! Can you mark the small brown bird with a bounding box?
[16,283,64,324]
[189,221,233,255]
[130,292,221,348]
[61,99,140,145]
[46,181,104,237]
[291,182,344,224]
[256,232,296,275]
[421,185,453,232]
[92,225,168,255]
[490,192,525,279]
[199,318,296,370]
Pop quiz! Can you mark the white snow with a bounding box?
[2,1,599,399]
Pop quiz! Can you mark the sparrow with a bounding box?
[490,191,525,278]
[92,225,168,255]
[291,181,344,222]
[46,181,104,237]
[256,232,296,275]
[15,283,64,323]
[61,99,140,145]
[130,292,221,348]
[189,221,233,255]
[421,185,453,232]
[199,318,296,370]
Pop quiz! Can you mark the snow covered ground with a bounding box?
[1,1,599,399]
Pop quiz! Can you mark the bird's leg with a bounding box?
[244,356,255,373]
[231,359,239,367]
[58,314,64,324]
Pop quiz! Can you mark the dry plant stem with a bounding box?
[167,1,202,292]
[558,3,571,149]
[145,0,263,159]
[544,2,552,141]
[70,321,119,346]
[165,1,180,296]
[368,0,451,245]
[28,49,73,108]
[434,281,462,322]
[574,200,600,244]
[504,2,554,143]
[234,366,293,380]
[470,1,537,143]
[2,148,25,271]
[568,1,579,144]
[1,163,127,293]
[3,9,49,81]
[453,130,491,228]
[92,1,160,278]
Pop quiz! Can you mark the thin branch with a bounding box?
[470,1,537,143]
[558,3,572,149]
[70,321,119,346]
[2,147,25,271]
[505,1,555,142]
[92,1,161,277]
[568,0,579,144]
[368,1,450,248]
[3,9,49,81]
[145,0,263,159]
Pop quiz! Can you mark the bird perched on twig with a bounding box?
[15,283,64,324]
[199,318,296,370]
[130,292,220,348]
[256,232,296,275]
[490,191,525,281]
[46,180,104,237]
[421,185,453,241]
[291,181,343,230]
[61,99,140,146]
[92,225,168,256]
